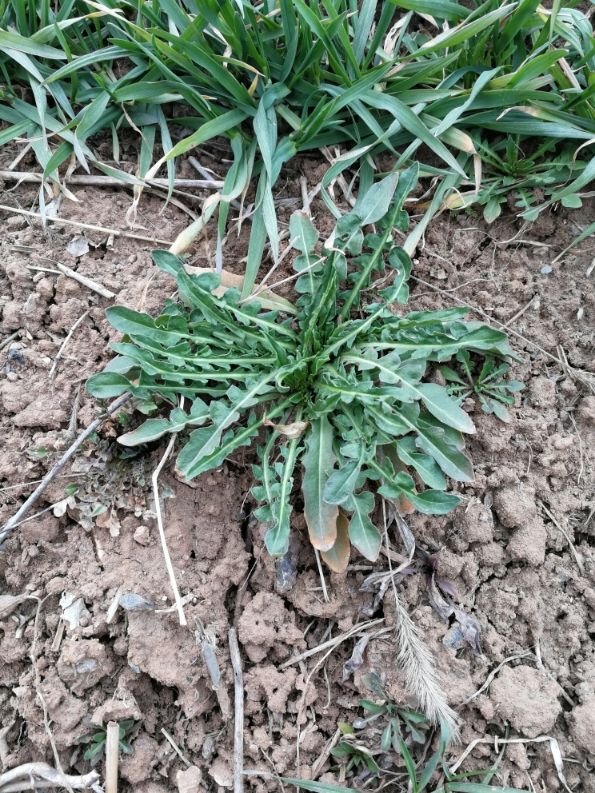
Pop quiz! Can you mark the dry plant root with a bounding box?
[0,762,101,792]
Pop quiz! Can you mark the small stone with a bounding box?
[202,733,216,761]
[494,484,537,528]
[476,694,495,721]
[13,395,68,429]
[91,697,141,727]
[528,376,556,408]
[46,576,67,595]
[436,548,464,579]
[429,265,448,280]
[208,756,233,788]
[57,638,114,694]
[21,512,61,544]
[133,525,151,546]
[551,434,574,451]
[540,264,553,275]
[507,519,547,565]
[506,742,530,771]
[113,637,128,656]
[6,215,27,229]
[176,766,203,793]
[478,542,504,566]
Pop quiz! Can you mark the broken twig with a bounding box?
[55,263,115,299]
[539,501,585,574]
[49,311,89,382]
[161,728,191,768]
[449,734,572,793]
[0,331,21,353]
[0,204,173,246]
[105,722,119,793]
[279,618,385,669]
[0,170,222,190]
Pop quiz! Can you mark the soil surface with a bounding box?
[0,149,594,793]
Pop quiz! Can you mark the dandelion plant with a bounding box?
[87,167,514,570]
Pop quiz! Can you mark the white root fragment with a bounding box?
[228,628,244,793]
[0,762,101,792]
[152,434,187,627]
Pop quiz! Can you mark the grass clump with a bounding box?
[1,1,594,290]
[87,167,514,569]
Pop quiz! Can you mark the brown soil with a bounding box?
[0,151,594,793]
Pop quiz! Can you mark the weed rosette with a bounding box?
[88,168,516,571]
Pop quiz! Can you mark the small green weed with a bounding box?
[87,168,515,569]
[439,351,523,423]
[285,674,529,792]
[25,446,49,460]
[331,733,380,776]
[79,720,138,765]
[333,674,430,776]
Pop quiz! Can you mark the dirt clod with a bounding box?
[121,734,159,785]
[568,695,595,756]
[490,665,562,737]
[238,592,305,663]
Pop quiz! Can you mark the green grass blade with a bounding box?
[394,0,468,20]
[418,4,516,53]
[243,204,268,299]
[362,92,467,177]
[0,29,66,58]
[156,109,249,165]
[281,780,355,793]
[45,46,131,82]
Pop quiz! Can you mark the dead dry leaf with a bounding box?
[59,592,90,630]
[66,235,90,258]
[429,575,482,654]
[342,634,370,681]
[263,418,309,439]
[320,512,351,572]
